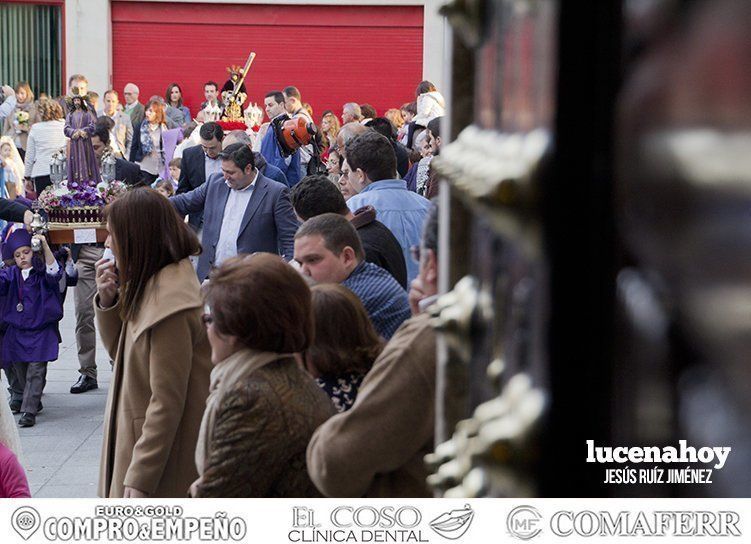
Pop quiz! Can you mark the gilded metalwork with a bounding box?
[427,373,546,497]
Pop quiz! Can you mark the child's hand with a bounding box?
[31,234,47,249]
[95,258,119,309]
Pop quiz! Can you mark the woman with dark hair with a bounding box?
[94,188,211,497]
[399,101,417,146]
[412,80,445,127]
[165,83,191,126]
[190,253,334,497]
[306,284,384,412]
[19,98,68,196]
[135,99,183,185]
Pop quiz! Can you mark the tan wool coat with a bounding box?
[95,259,211,498]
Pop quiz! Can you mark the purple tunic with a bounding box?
[64,108,101,184]
[0,265,64,364]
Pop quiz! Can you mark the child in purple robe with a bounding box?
[0,227,63,427]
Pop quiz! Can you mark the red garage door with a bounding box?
[112,1,424,123]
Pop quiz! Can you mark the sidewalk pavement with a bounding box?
[7,296,111,498]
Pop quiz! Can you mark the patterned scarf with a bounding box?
[139,121,162,155]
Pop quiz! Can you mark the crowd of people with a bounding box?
[0,71,446,498]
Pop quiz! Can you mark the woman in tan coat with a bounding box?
[190,253,334,497]
[94,188,211,498]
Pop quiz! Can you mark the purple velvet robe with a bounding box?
[0,265,64,364]
[64,108,101,184]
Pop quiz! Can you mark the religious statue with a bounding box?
[64,88,100,185]
[221,52,256,122]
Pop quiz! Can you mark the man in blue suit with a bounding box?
[170,143,299,281]
[260,90,303,187]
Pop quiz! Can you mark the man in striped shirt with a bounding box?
[294,213,410,339]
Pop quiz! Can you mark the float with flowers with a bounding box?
[38,178,127,227]
[35,147,128,244]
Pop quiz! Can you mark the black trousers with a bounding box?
[33,175,52,194]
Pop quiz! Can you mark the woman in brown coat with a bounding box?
[190,253,335,497]
[94,188,211,498]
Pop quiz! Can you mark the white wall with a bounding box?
[422,0,448,91]
[66,0,446,96]
[65,0,111,96]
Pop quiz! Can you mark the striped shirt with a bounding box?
[342,261,411,340]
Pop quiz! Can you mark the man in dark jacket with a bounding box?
[177,122,224,230]
[91,122,144,186]
[366,117,410,178]
[290,175,407,289]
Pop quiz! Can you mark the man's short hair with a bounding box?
[265,90,285,104]
[295,213,364,261]
[345,131,396,183]
[223,129,252,148]
[103,89,118,100]
[343,102,363,120]
[199,121,224,142]
[283,86,301,101]
[427,116,442,140]
[204,81,219,91]
[68,74,88,87]
[124,82,140,94]
[169,157,182,168]
[290,175,348,221]
[219,142,255,171]
[93,119,111,145]
[366,117,397,141]
[337,122,369,150]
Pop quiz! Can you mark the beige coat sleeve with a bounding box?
[306,316,436,497]
[93,295,123,362]
[123,311,197,494]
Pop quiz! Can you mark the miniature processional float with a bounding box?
[32,88,127,245]
[202,52,264,132]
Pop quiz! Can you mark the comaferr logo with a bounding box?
[507,506,543,540]
[505,507,742,538]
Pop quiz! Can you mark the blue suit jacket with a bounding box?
[176,145,208,230]
[171,172,300,280]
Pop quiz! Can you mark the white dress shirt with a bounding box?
[214,170,259,267]
[204,153,222,180]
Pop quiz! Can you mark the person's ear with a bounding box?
[341,246,357,266]
[425,249,438,284]
[435,136,442,148]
